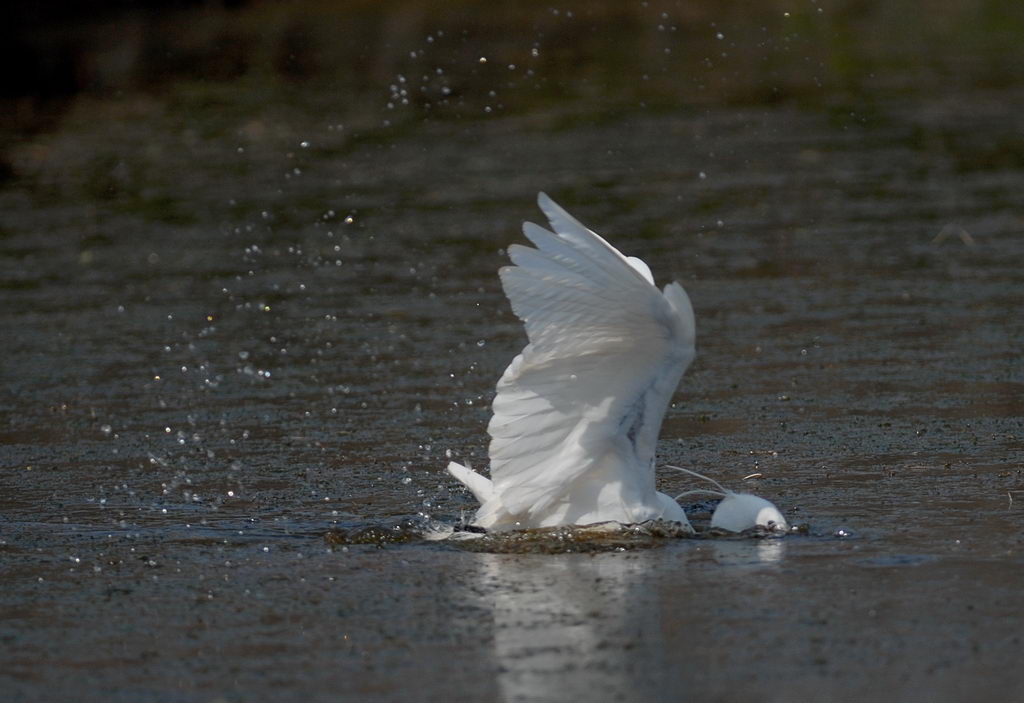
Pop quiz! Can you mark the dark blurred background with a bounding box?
[7,0,1024,127]
[6,0,1024,226]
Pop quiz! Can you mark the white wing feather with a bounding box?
[479,193,695,526]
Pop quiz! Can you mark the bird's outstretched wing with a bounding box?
[483,193,696,521]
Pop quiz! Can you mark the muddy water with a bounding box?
[3,2,1024,701]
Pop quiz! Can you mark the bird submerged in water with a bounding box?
[447,193,785,533]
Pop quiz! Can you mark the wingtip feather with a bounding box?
[447,461,495,504]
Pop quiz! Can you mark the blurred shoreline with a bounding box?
[7,0,1024,121]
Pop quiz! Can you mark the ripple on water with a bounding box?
[323,518,800,554]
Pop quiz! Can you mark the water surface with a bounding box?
[2,2,1023,701]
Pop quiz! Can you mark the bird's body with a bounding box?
[447,193,696,531]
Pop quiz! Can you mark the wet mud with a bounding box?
[2,1,1023,701]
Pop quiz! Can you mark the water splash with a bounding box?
[323,517,800,554]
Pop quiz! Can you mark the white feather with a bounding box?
[446,461,493,504]
[447,193,696,531]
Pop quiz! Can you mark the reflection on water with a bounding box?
[473,539,787,702]
[477,551,669,702]
[702,536,787,569]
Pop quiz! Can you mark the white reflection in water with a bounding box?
[756,538,785,565]
[475,551,668,702]
[471,539,787,701]
[702,537,786,568]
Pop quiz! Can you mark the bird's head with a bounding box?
[710,492,789,533]
[667,464,788,533]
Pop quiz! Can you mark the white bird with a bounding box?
[668,466,789,532]
[447,193,696,531]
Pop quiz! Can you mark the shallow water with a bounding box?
[2,1,1024,701]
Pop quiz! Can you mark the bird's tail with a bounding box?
[446,461,495,504]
